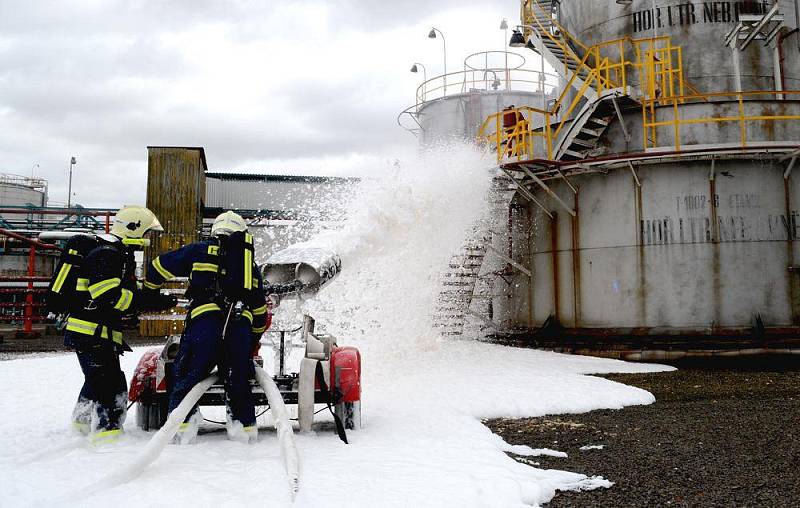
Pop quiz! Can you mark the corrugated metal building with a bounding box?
[204,172,356,221]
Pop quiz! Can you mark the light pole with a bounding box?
[30,163,39,178]
[67,156,76,209]
[500,18,509,88]
[428,27,447,96]
[410,62,428,102]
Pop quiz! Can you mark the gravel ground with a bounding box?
[485,355,800,508]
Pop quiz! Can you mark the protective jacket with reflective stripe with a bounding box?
[145,238,270,338]
[66,236,137,350]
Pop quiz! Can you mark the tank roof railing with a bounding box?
[415,67,560,104]
[0,173,48,191]
[398,67,562,135]
[398,49,561,135]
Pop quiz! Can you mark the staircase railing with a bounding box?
[479,30,687,163]
[478,105,554,162]
[521,0,591,70]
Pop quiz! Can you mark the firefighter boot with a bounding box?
[174,410,202,445]
[71,396,93,435]
[89,428,123,446]
[226,419,258,444]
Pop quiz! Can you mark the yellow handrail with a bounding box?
[478,106,553,162]
[480,90,799,164]
[479,4,799,165]
[642,90,800,151]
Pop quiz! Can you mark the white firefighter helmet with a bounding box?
[110,206,163,240]
[211,211,247,236]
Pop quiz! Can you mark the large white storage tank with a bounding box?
[0,174,51,276]
[479,0,800,356]
[558,0,800,92]
[0,174,47,208]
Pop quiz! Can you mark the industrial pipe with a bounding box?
[0,207,114,216]
[0,276,50,282]
[0,228,61,251]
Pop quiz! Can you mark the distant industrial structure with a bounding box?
[0,148,352,337]
[403,0,800,358]
[145,146,355,262]
[142,146,355,337]
[0,174,114,335]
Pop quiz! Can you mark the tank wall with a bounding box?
[594,100,800,156]
[0,182,48,227]
[0,183,46,207]
[505,157,799,330]
[558,0,800,92]
[420,91,552,145]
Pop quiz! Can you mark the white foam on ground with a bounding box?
[0,142,674,507]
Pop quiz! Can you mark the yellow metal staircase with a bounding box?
[521,0,599,102]
[483,0,688,163]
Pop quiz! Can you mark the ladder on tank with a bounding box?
[433,178,516,337]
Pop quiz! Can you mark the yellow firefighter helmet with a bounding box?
[110,206,163,240]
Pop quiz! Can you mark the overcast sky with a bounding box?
[0,0,525,208]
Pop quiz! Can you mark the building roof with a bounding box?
[146,146,208,172]
[205,172,358,183]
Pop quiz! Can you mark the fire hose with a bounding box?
[63,373,220,501]
[254,365,301,500]
[64,366,301,502]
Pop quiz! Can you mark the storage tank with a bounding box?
[558,1,799,92]
[476,0,800,357]
[0,174,48,228]
[0,174,53,276]
[405,1,800,355]
[400,51,561,144]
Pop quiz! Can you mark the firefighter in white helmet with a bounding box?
[63,206,176,444]
[143,210,270,444]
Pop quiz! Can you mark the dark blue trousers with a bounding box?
[168,312,255,426]
[67,332,128,432]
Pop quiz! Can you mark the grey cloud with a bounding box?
[0,0,505,208]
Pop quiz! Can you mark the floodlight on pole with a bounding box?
[510,25,549,110]
[509,29,526,47]
[410,62,428,101]
[67,156,76,209]
[428,27,447,95]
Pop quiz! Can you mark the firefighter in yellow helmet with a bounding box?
[143,210,270,444]
[63,206,176,444]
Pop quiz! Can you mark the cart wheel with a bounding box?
[135,384,168,431]
[335,401,361,431]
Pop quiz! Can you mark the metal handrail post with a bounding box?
[24,244,35,334]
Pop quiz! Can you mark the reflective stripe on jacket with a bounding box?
[66,238,137,350]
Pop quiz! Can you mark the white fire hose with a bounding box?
[64,373,220,500]
[254,365,301,500]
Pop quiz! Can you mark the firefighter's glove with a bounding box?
[155,294,179,311]
[140,289,178,312]
[121,313,140,330]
